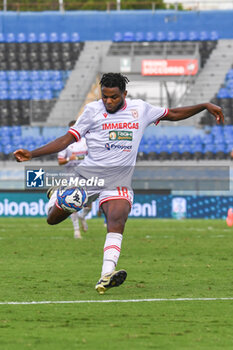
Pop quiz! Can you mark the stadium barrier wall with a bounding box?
[0,192,232,219]
[0,10,233,40]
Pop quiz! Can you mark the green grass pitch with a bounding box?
[1,217,233,349]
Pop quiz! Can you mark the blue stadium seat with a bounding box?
[31,81,43,90]
[60,32,69,42]
[1,136,11,146]
[123,32,134,41]
[226,80,233,89]
[71,32,80,42]
[18,71,30,81]
[40,71,51,81]
[30,71,40,81]
[170,144,181,154]
[113,32,122,42]
[0,71,7,80]
[156,31,166,41]
[18,81,30,90]
[167,31,177,41]
[168,135,179,145]
[226,143,233,153]
[0,81,8,90]
[28,32,37,43]
[215,143,226,152]
[188,31,198,41]
[217,88,230,99]
[9,81,19,90]
[0,90,8,99]
[192,143,203,153]
[213,135,225,144]
[180,135,190,144]
[19,90,31,100]
[215,143,226,159]
[41,81,52,90]
[8,90,19,100]
[135,32,144,42]
[145,32,155,41]
[226,70,233,81]
[199,31,208,41]
[178,31,187,41]
[179,144,193,159]
[202,134,213,144]
[3,144,14,155]
[50,71,62,81]
[42,90,53,99]
[203,143,216,153]
[228,89,233,98]
[146,135,157,146]
[210,31,219,40]
[0,126,11,137]
[191,135,203,144]
[31,90,42,100]
[49,32,58,42]
[39,32,48,43]
[17,32,26,43]
[52,80,64,90]
[158,135,168,145]
[6,33,15,43]
[0,33,5,42]
[7,71,18,81]
[12,136,23,146]
[11,126,22,136]
[27,143,36,151]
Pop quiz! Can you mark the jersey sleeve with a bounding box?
[68,105,93,141]
[58,149,67,159]
[143,102,169,126]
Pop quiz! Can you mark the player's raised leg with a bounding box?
[47,187,71,225]
[95,199,130,294]
[46,186,88,226]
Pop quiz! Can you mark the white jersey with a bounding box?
[58,138,87,166]
[68,98,168,167]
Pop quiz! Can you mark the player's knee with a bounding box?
[108,216,126,231]
[47,217,54,225]
[47,215,58,225]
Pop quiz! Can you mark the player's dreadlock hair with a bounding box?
[100,73,130,92]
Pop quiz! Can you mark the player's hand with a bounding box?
[13,149,32,162]
[206,103,224,124]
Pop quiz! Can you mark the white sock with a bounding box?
[101,232,123,277]
[70,212,80,230]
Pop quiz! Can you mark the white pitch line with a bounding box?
[1,297,233,306]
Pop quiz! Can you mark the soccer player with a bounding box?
[14,73,224,294]
[57,120,90,239]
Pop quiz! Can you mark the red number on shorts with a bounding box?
[117,186,129,198]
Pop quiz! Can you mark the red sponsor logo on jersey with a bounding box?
[102,122,139,130]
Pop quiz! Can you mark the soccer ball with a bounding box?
[57,187,88,213]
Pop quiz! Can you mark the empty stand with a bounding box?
[0,34,84,126]
[136,125,233,162]
[201,66,233,126]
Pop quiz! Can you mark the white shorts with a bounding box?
[47,186,134,212]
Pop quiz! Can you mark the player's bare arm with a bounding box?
[14,133,75,162]
[163,103,224,124]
